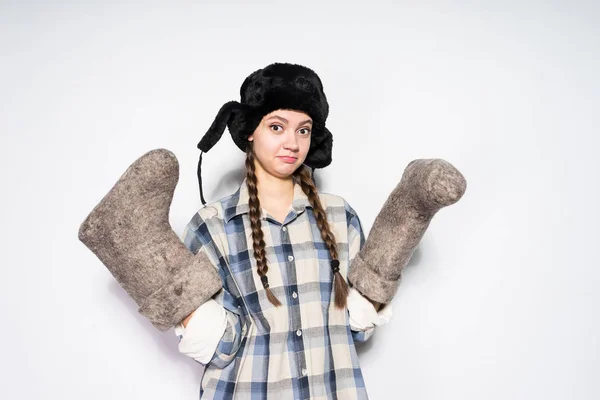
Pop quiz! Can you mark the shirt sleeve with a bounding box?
[174,211,246,368]
[345,205,393,343]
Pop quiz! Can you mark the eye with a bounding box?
[270,124,283,132]
[298,128,311,135]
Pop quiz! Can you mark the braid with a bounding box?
[244,143,347,309]
[295,165,349,309]
[246,142,282,307]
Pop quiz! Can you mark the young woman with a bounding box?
[174,63,392,400]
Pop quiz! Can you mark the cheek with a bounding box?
[300,139,311,156]
[264,140,281,155]
[255,137,280,158]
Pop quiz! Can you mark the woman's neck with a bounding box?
[256,173,294,201]
[253,164,295,206]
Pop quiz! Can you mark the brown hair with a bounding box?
[245,141,349,309]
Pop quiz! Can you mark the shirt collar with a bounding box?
[224,176,312,223]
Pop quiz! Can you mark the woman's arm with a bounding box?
[345,202,393,342]
[174,212,248,368]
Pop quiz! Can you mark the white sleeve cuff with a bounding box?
[347,287,393,331]
[176,299,228,364]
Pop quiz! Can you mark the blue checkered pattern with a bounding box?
[178,177,377,399]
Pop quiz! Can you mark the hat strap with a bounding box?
[197,150,207,206]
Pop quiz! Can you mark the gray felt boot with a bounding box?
[78,149,222,332]
[347,159,467,305]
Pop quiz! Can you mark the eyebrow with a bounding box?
[267,115,313,126]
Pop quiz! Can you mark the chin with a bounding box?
[272,166,297,178]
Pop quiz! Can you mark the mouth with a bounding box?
[278,156,298,163]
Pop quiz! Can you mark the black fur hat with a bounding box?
[196,62,333,205]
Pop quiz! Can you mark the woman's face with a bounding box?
[248,109,312,179]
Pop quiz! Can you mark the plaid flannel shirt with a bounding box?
[174,177,390,399]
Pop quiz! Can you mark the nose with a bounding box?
[283,130,300,152]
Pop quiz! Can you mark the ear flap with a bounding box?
[305,126,333,169]
[196,100,241,206]
[197,101,242,152]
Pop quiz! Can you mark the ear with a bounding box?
[248,134,254,142]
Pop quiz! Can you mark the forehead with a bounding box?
[264,109,312,122]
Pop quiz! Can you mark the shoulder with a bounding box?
[189,190,235,226]
[317,191,359,215]
[184,197,230,244]
[183,197,231,260]
[316,191,361,224]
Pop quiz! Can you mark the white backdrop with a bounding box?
[1,1,598,399]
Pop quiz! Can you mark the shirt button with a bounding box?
[296,329,302,336]
[282,226,287,232]
[302,368,308,376]
[288,255,294,261]
[292,291,298,299]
